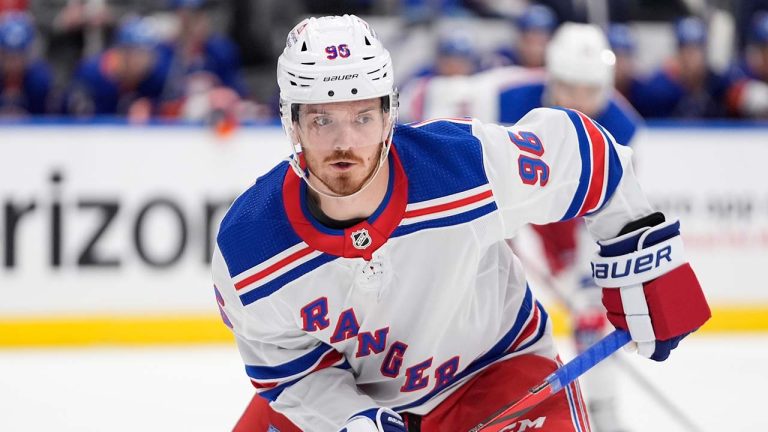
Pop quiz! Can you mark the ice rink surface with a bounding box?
[1,335,766,432]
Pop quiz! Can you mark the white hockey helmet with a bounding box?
[278,15,397,128]
[277,15,398,197]
[546,23,616,88]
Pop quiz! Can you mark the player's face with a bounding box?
[295,98,389,196]
[550,80,605,117]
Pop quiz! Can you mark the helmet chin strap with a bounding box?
[287,116,396,200]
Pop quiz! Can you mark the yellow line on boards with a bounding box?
[0,305,766,348]
[547,304,768,336]
[0,315,233,348]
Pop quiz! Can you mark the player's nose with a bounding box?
[332,124,356,150]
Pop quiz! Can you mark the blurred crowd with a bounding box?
[1,0,768,125]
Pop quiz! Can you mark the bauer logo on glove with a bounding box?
[591,213,711,361]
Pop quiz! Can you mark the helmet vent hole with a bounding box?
[364,36,372,46]
[301,62,315,65]
[363,56,374,60]
[328,90,335,97]
[351,88,358,95]
[382,72,388,78]
[290,81,297,86]
[301,41,308,52]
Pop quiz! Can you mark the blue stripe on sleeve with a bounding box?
[245,343,333,381]
[590,122,624,215]
[259,377,303,401]
[554,108,592,221]
[257,358,352,402]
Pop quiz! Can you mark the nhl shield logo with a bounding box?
[351,228,372,250]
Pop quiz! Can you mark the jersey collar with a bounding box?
[282,146,408,260]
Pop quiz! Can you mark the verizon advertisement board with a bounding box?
[0,125,286,316]
[0,124,766,318]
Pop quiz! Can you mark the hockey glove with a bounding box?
[591,214,711,361]
[340,407,407,432]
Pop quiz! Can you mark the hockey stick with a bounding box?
[468,329,631,432]
[512,242,705,432]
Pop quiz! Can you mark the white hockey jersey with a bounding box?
[212,107,653,430]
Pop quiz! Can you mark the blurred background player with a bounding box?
[61,16,171,121]
[488,4,557,69]
[0,12,53,116]
[493,23,641,144]
[632,16,732,118]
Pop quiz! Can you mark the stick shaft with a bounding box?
[470,329,630,432]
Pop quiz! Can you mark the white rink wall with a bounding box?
[0,123,766,335]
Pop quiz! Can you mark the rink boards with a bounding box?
[0,122,766,346]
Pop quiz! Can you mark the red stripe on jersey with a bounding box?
[576,112,607,216]
[234,247,314,291]
[311,349,344,373]
[404,189,493,218]
[509,304,541,353]
[250,350,342,391]
[251,379,279,390]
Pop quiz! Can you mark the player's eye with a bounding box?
[356,114,373,124]
[313,116,331,127]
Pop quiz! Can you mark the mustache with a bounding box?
[323,150,365,164]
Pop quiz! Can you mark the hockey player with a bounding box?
[213,15,711,432]
[494,23,641,145]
